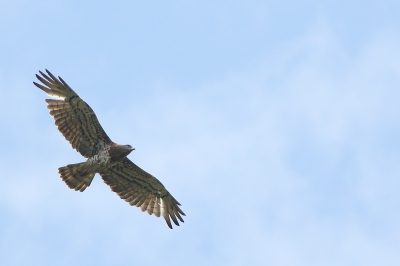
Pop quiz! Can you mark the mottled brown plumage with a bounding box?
[34,70,185,229]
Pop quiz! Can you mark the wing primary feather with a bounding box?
[44,70,58,83]
[140,197,151,212]
[174,211,184,223]
[153,198,161,217]
[161,202,172,229]
[36,74,54,88]
[40,71,61,88]
[115,185,134,194]
[38,71,52,83]
[118,185,137,197]
[133,194,147,206]
[45,99,63,104]
[161,199,173,229]
[58,122,72,133]
[55,116,72,126]
[124,191,140,203]
[59,76,73,91]
[173,207,185,222]
[127,192,143,205]
[49,109,68,116]
[146,197,156,215]
[54,112,71,120]
[169,210,179,226]
[33,82,52,95]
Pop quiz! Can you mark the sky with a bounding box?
[1,1,400,265]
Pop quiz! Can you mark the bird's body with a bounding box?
[58,143,134,192]
[34,70,185,228]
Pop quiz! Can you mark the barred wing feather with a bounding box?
[100,158,185,229]
[33,70,112,158]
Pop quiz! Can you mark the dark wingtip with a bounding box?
[45,69,57,80]
[59,76,67,86]
[33,81,43,89]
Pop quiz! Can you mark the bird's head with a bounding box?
[109,143,135,161]
[123,144,135,153]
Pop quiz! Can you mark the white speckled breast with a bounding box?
[86,148,112,172]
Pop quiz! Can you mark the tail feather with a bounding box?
[58,162,95,192]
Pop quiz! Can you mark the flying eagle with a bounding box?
[34,70,185,229]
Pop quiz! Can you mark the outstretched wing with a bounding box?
[99,158,185,229]
[34,70,112,158]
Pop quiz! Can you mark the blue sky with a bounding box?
[1,1,400,265]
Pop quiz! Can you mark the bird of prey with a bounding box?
[34,70,185,229]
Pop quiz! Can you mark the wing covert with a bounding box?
[99,158,185,229]
[34,70,112,157]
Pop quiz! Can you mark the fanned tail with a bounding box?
[58,162,95,192]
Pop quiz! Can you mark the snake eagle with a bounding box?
[34,70,185,229]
